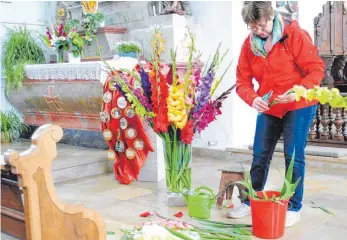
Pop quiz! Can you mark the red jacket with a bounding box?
[236,19,325,118]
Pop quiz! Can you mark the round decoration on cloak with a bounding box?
[103,129,112,141]
[125,107,136,118]
[117,97,127,109]
[125,148,136,160]
[107,149,116,161]
[115,140,125,152]
[125,128,137,139]
[134,138,144,150]
[111,108,122,119]
[120,118,128,130]
[100,111,110,123]
[103,91,112,103]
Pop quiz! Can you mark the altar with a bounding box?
[7,60,166,183]
[8,62,108,149]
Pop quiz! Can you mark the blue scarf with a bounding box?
[250,12,285,58]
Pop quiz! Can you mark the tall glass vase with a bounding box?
[57,49,64,63]
[162,140,192,193]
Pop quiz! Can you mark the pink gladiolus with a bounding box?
[46,28,52,40]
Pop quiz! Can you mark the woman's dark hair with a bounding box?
[241,1,274,24]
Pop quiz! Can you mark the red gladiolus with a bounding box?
[181,120,194,144]
[140,211,151,217]
[156,72,169,132]
[174,212,184,218]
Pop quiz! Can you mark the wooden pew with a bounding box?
[1,156,26,239]
[1,124,106,239]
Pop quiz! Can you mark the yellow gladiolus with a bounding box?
[293,85,307,101]
[167,85,188,129]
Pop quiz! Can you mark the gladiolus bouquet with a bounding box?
[102,29,235,193]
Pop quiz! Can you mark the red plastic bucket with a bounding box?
[249,191,289,239]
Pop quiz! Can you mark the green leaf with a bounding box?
[292,177,301,193]
[281,149,295,196]
[164,228,194,240]
[272,194,277,201]
[262,191,269,200]
[72,36,84,48]
[193,218,252,228]
[107,231,115,235]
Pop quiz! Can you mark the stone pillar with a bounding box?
[138,124,165,182]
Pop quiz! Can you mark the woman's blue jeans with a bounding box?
[244,104,318,212]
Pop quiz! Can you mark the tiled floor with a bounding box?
[56,158,346,239]
[2,142,347,239]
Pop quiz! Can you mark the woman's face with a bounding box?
[248,14,275,38]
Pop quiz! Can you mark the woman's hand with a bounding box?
[274,93,296,104]
[252,97,270,112]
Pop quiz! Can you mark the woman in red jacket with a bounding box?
[227,2,325,227]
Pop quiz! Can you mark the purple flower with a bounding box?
[192,101,221,133]
[193,71,215,113]
[139,68,152,101]
[134,88,152,111]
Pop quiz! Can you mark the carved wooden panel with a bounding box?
[331,2,344,55]
[315,1,347,57]
[343,2,347,54]
[315,2,331,56]
[3,124,106,240]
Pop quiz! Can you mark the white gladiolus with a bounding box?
[133,225,179,240]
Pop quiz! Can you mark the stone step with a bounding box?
[229,146,347,175]
[1,139,111,183]
[249,142,347,158]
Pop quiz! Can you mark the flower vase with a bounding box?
[163,140,192,194]
[68,52,81,63]
[118,51,138,59]
[57,49,64,63]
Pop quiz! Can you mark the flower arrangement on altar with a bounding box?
[43,18,85,63]
[102,29,235,193]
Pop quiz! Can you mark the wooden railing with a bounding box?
[308,103,347,146]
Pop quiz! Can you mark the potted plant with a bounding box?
[239,153,299,239]
[2,26,45,95]
[115,41,143,58]
[1,109,28,143]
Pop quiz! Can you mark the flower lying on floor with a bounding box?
[121,211,252,239]
[174,212,184,218]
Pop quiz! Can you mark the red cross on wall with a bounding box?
[43,86,64,111]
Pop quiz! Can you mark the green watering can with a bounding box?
[183,186,216,219]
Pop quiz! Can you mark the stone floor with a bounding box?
[2,142,347,239]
